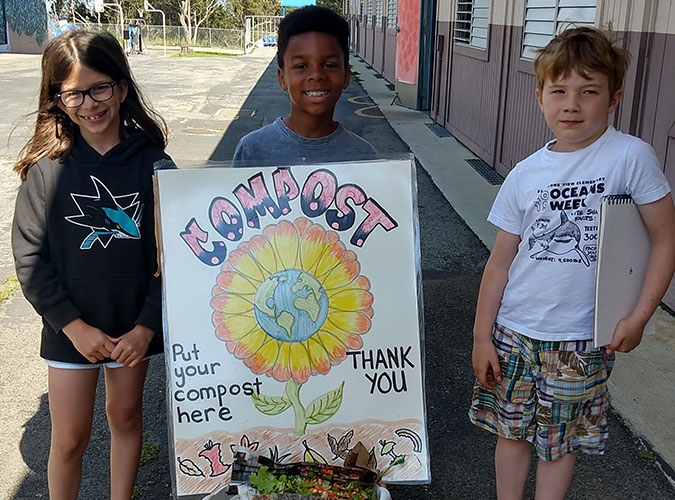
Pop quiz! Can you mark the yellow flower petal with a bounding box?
[228,249,265,282]
[328,275,371,295]
[306,336,331,375]
[249,337,280,374]
[247,235,278,275]
[211,293,254,315]
[220,325,257,353]
[328,288,373,312]
[271,220,299,269]
[215,271,257,295]
[315,330,347,362]
[322,258,360,290]
[294,217,312,237]
[289,342,311,384]
[327,310,371,335]
[299,223,328,272]
[234,328,267,360]
[213,312,257,341]
[314,239,345,278]
[271,342,292,381]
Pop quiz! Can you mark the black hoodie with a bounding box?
[12,131,174,363]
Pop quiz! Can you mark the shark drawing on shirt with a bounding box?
[65,176,143,250]
[528,210,590,266]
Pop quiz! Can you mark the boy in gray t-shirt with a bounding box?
[233,6,376,168]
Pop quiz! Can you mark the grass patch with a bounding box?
[639,448,656,463]
[172,50,238,57]
[0,275,20,304]
[131,485,142,499]
[139,441,159,466]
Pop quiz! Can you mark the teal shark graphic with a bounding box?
[65,176,143,250]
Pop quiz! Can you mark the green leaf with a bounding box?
[251,393,291,416]
[305,381,344,425]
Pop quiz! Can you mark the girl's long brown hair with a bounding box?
[14,30,168,180]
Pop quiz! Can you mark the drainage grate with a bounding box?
[385,83,395,90]
[466,158,504,185]
[373,73,384,79]
[425,123,453,138]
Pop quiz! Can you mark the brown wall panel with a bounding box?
[431,20,451,125]
[358,24,368,59]
[498,26,550,173]
[445,25,505,163]
[365,18,375,63]
[373,27,386,73]
[647,33,675,170]
[384,28,397,83]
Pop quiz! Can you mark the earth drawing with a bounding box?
[253,269,329,343]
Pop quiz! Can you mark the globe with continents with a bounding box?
[253,269,329,342]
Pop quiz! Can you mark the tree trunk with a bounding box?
[179,0,192,50]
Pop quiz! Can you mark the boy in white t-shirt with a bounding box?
[469,27,675,499]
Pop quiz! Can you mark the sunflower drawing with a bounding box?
[211,218,373,435]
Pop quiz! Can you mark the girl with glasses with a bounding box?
[12,29,173,500]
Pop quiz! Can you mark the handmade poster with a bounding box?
[155,159,429,498]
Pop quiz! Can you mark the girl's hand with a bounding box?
[110,325,155,367]
[62,318,116,363]
[606,315,647,354]
[472,339,502,389]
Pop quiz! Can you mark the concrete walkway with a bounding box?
[349,54,675,484]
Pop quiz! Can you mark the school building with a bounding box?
[0,0,48,54]
[348,0,675,309]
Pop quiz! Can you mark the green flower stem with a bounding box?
[284,379,307,436]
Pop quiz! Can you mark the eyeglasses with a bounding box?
[55,82,117,108]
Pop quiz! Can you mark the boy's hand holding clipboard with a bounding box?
[593,195,656,349]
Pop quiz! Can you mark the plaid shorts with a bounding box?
[469,324,614,461]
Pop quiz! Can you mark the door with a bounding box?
[416,0,436,109]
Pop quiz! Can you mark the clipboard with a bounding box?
[593,195,655,348]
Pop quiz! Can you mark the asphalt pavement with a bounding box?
[0,47,673,499]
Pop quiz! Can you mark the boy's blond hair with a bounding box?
[534,26,631,95]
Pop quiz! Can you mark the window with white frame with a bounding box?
[366,0,373,24]
[522,0,597,59]
[375,0,383,27]
[387,0,398,30]
[454,0,490,50]
[359,0,364,23]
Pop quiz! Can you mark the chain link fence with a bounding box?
[74,23,245,52]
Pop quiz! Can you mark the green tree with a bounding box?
[221,0,281,29]
[317,0,342,15]
[49,0,98,23]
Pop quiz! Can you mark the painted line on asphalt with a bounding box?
[347,95,385,119]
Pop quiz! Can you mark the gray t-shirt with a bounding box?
[232,117,377,168]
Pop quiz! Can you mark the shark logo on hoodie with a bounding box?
[65,176,144,250]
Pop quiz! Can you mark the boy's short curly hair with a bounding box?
[534,26,631,95]
[276,6,350,68]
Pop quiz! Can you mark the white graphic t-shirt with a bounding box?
[489,127,671,341]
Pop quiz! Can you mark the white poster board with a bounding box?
[156,159,429,498]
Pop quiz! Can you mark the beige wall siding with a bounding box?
[440,0,675,31]
[445,25,504,162]
[438,1,451,22]
[600,0,675,34]
[7,28,42,54]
